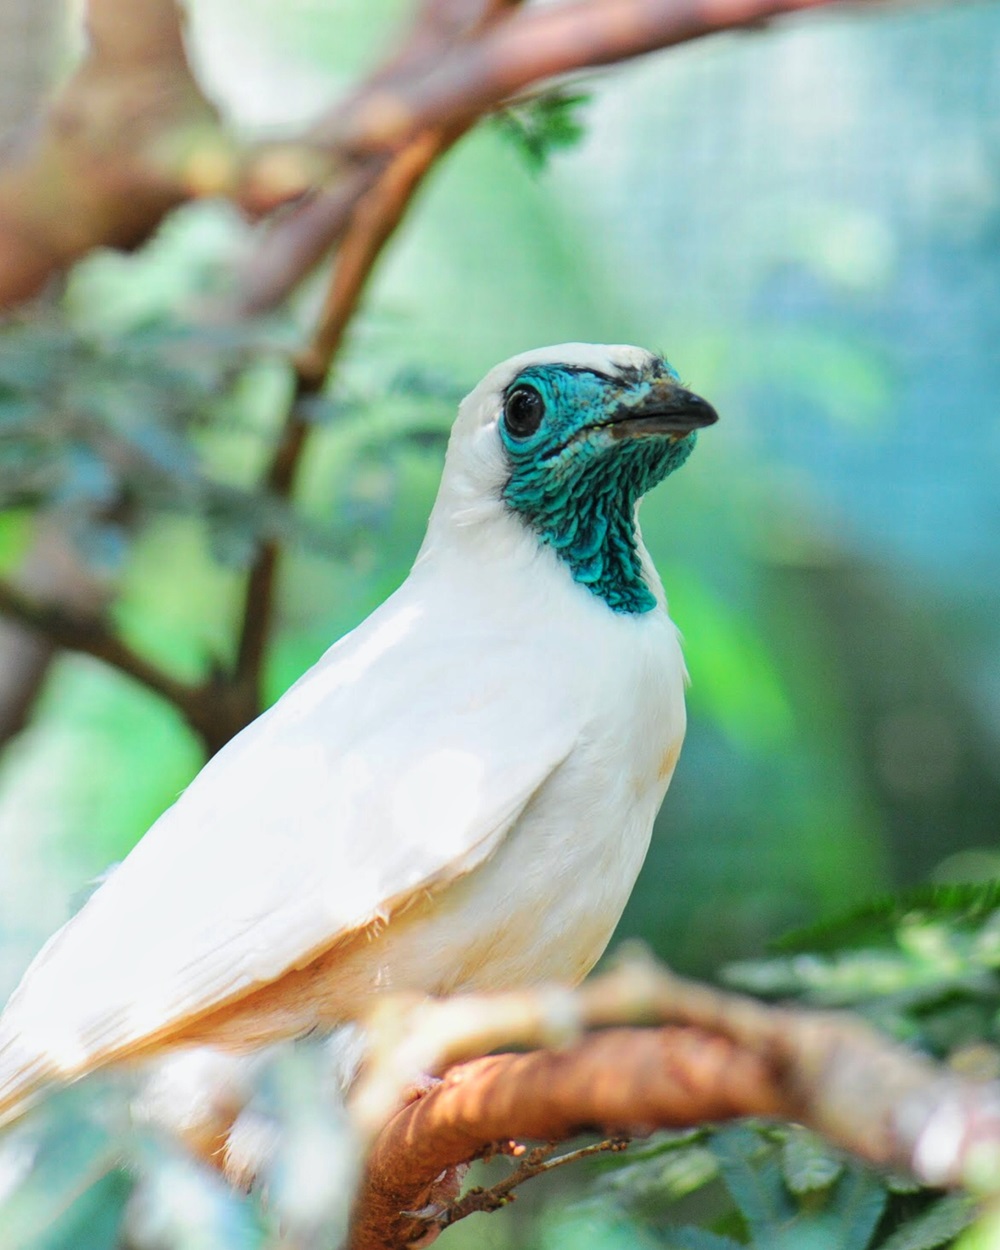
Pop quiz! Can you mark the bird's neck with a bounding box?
[420,449,669,616]
[503,445,671,615]
[538,493,658,614]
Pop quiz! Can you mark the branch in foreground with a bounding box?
[351,1027,784,1250]
[348,958,1000,1249]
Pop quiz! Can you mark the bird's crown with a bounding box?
[433,344,717,614]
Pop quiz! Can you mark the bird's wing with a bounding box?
[0,592,578,1085]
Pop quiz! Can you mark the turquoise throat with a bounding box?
[503,431,695,615]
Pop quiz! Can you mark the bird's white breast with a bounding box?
[303,522,688,1004]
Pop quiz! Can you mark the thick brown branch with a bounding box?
[0,0,326,307]
[348,959,1000,1249]
[85,0,190,65]
[351,1027,788,1249]
[0,0,214,307]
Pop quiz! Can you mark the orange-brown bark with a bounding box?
[344,961,1000,1249]
[351,1026,789,1250]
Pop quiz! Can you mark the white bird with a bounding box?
[0,342,716,1128]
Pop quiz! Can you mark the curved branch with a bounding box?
[313,0,885,155]
[348,959,1000,1248]
[351,1026,786,1249]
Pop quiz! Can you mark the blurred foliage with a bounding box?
[727,882,1000,1057]
[0,310,298,571]
[582,1123,974,1250]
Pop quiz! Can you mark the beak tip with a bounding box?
[688,392,719,429]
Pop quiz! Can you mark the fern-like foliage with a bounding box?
[579,884,1000,1250]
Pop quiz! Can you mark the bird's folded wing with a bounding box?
[0,602,577,1084]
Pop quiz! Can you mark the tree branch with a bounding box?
[312,0,887,155]
[0,0,507,741]
[232,124,471,710]
[350,1028,785,1249]
[236,0,518,314]
[0,579,197,709]
[230,0,521,703]
[0,0,901,312]
[347,957,1000,1249]
[0,575,255,756]
[437,1137,630,1228]
[0,0,212,307]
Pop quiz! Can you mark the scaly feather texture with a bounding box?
[501,359,700,613]
[0,343,716,1127]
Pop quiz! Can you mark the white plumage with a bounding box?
[0,343,713,1124]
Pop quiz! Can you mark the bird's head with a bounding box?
[432,344,718,614]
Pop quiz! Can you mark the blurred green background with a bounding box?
[0,1,998,1244]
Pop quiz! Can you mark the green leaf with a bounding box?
[832,1168,888,1250]
[773,884,1000,956]
[781,1131,845,1194]
[875,1196,977,1250]
[713,1127,796,1242]
[493,89,590,170]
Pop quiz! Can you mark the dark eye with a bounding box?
[503,385,545,439]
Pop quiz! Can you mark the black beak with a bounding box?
[604,379,719,442]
